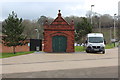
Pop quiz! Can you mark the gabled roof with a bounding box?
[50,10,70,26]
[44,10,74,30]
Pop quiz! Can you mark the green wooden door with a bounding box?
[52,36,67,52]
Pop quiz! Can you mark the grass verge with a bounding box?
[75,46,85,52]
[105,43,115,49]
[0,51,34,58]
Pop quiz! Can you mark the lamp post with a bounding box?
[91,5,94,24]
[110,26,112,43]
[35,28,39,39]
[98,17,101,32]
[113,14,116,47]
[95,12,102,32]
[114,14,116,41]
[35,28,40,52]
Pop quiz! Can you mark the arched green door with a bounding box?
[52,36,67,52]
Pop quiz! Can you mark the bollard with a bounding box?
[36,46,40,52]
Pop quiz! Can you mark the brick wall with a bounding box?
[1,40,30,53]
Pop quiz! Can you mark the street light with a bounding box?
[113,14,117,47]
[95,12,102,32]
[91,5,94,24]
[35,28,39,39]
[114,14,116,41]
[110,26,112,43]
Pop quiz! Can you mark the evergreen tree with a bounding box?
[75,17,92,43]
[2,11,27,54]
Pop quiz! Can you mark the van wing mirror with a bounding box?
[104,40,106,44]
[85,40,87,43]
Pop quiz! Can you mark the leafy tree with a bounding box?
[2,11,27,54]
[37,16,54,39]
[75,17,92,43]
[37,16,54,25]
[22,20,40,39]
[37,16,48,26]
[65,16,82,28]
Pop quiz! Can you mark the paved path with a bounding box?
[1,48,118,77]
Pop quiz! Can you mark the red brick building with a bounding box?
[44,10,74,52]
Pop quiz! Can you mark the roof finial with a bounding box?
[58,10,61,13]
[58,10,61,17]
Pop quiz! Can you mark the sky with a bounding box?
[0,0,120,21]
[118,1,120,15]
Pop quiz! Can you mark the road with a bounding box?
[1,47,118,78]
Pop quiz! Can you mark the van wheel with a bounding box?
[102,51,105,54]
[86,50,89,53]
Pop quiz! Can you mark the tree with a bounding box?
[37,16,54,39]
[65,16,82,28]
[2,11,27,54]
[75,17,92,43]
[22,20,34,39]
[22,20,39,39]
[37,16,48,26]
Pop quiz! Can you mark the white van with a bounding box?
[85,33,106,54]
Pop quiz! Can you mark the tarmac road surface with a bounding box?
[1,47,119,78]
[2,66,118,78]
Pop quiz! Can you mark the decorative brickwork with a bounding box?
[44,10,74,52]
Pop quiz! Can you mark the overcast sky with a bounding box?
[0,0,119,21]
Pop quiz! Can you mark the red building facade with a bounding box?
[44,10,74,52]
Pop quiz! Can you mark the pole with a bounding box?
[35,28,40,52]
[91,5,94,24]
[35,29,39,39]
[91,6,92,24]
[114,14,116,41]
[95,12,101,33]
[114,14,116,47]
[110,27,112,43]
[99,17,101,32]
[37,30,40,39]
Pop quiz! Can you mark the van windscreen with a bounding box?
[88,37,103,43]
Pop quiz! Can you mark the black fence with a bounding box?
[30,39,42,51]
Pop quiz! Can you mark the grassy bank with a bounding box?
[1,51,34,58]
